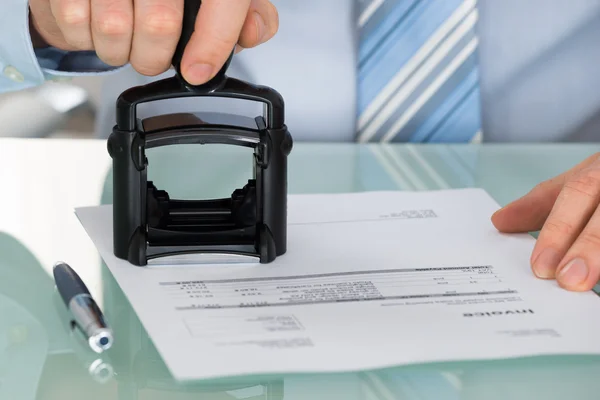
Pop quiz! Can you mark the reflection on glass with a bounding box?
[97,260,285,399]
[0,231,287,399]
[85,142,600,399]
[0,232,104,398]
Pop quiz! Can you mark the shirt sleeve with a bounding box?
[0,0,122,94]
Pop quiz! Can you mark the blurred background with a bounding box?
[0,76,102,139]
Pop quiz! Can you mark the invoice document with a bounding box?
[76,189,600,381]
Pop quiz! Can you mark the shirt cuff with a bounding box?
[0,0,123,94]
[35,47,123,75]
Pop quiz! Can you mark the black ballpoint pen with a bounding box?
[53,261,113,353]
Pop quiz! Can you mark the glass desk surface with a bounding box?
[1,138,600,399]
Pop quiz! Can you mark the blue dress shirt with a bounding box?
[2,0,600,142]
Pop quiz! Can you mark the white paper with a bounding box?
[76,189,600,381]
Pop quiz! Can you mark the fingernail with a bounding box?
[532,248,560,278]
[186,63,213,85]
[254,11,267,42]
[557,258,588,287]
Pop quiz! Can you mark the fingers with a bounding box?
[546,165,600,291]
[33,0,277,78]
[530,166,600,280]
[491,152,600,291]
[90,0,134,66]
[29,0,71,49]
[238,0,279,49]
[554,210,600,292]
[491,152,600,233]
[50,0,93,50]
[491,178,564,233]
[180,0,252,85]
[130,0,183,75]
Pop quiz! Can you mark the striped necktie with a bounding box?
[356,0,482,143]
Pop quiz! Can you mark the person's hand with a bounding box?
[28,0,278,85]
[492,152,600,292]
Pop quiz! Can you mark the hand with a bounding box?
[492,152,600,291]
[28,0,278,85]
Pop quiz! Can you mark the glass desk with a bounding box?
[1,138,600,399]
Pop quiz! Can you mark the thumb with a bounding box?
[181,0,251,85]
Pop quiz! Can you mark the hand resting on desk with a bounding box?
[28,0,279,84]
[492,152,600,292]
